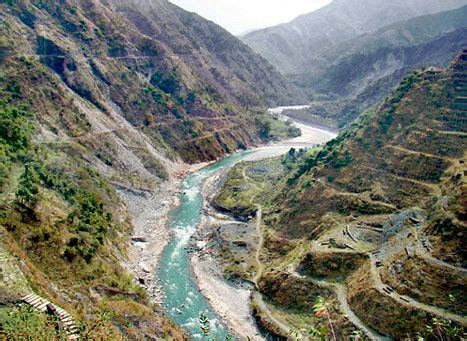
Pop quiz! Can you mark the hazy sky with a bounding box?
[169,0,331,35]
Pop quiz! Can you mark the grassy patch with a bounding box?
[214,158,288,218]
[0,305,67,340]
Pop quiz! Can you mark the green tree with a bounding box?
[16,164,38,206]
[258,119,271,139]
[0,105,34,154]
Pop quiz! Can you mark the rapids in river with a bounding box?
[157,109,336,338]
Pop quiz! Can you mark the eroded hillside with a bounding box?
[0,0,299,338]
[214,51,467,339]
[2,0,299,166]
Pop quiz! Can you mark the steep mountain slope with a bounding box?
[0,0,298,338]
[286,6,467,127]
[2,0,299,165]
[108,0,301,107]
[299,6,467,92]
[215,52,467,338]
[0,77,186,338]
[243,0,467,75]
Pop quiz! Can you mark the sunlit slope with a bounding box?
[215,51,466,338]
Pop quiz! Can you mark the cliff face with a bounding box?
[215,52,467,338]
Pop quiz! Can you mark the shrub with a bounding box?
[257,118,271,139]
[0,305,67,339]
[0,104,34,156]
[379,112,394,134]
[150,69,181,96]
[331,151,352,169]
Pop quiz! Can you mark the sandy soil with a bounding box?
[288,121,337,145]
[188,170,265,340]
[191,254,263,340]
[243,119,337,160]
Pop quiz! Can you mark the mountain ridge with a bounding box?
[243,0,467,75]
[244,2,467,128]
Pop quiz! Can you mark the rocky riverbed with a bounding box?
[119,162,211,304]
[188,168,264,340]
[120,112,337,338]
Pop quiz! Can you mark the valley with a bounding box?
[209,53,467,339]
[0,0,465,339]
[0,0,300,338]
[243,0,467,128]
[157,110,336,339]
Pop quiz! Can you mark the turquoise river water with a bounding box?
[157,115,336,339]
[158,150,254,339]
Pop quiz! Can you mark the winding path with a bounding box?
[414,244,467,274]
[253,206,265,288]
[288,269,387,341]
[253,292,293,337]
[369,255,467,325]
[242,164,386,340]
[241,165,294,336]
[241,166,266,288]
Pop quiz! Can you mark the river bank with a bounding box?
[120,111,337,338]
[190,166,264,340]
[120,161,211,303]
[187,118,337,339]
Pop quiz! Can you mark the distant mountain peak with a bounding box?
[243,0,467,75]
[242,1,467,128]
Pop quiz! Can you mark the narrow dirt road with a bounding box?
[253,205,265,288]
[369,255,467,325]
[241,165,292,336]
[288,269,387,341]
[241,166,266,288]
[253,292,293,336]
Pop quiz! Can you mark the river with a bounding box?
[157,109,337,339]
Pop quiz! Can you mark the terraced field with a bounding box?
[212,51,467,339]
